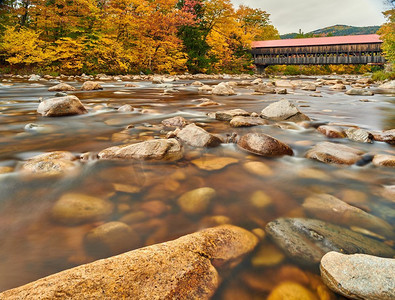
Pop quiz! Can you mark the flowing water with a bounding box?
[0,76,394,298]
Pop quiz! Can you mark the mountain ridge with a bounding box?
[280,25,380,39]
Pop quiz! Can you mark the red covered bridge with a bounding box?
[251,34,385,70]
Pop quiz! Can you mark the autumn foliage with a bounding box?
[0,0,279,74]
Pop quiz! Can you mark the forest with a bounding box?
[0,0,279,74]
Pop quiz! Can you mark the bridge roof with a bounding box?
[252,34,382,48]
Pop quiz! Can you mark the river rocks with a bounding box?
[303,194,393,238]
[37,95,88,117]
[191,81,204,86]
[345,88,374,96]
[125,83,138,87]
[212,82,236,96]
[373,154,395,167]
[301,83,316,91]
[215,109,250,121]
[52,193,114,225]
[0,225,258,299]
[191,156,238,171]
[372,129,395,144]
[267,282,318,300]
[84,222,140,258]
[265,218,395,267]
[330,83,346,90]
[305,142,364,165]
[253,83,276,94]
[48,83,76,92]
[230,116,268,127]
[198,85,213,93]
[176,123,222,148]
[237,133,293,157]
[320,252,395,300]
[274,80,294,88]
[161,116,189,128]
[98,138,183,161]
[317,125,345,138]
[261,100,310,122]
[117,104,134,112]
[81,81,103,91]
[243,161,273,177]
[345,128,373,143]
[178,187,216,214]
[378,80,395,91]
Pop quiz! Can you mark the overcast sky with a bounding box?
[231,0,387,34]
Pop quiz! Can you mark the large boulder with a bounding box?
[176,123,222,148]
[237,133,293,157]
[305,142,364,165]
[81,81,103,91]
[378,80,395,91]
[98,138,183,161]
[266,218,395,267]
[0,225,258,299]
[37,95,88,117]
[261,100,310,122]
[211,82,236,96]
[48,83,76,92]
[320,252,395,300]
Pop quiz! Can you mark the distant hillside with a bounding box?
[280,25,380,39]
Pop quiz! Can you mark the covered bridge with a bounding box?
[252,34,385,70]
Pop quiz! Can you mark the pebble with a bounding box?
[178,187,216,214]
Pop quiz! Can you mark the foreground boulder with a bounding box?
[98,138,183,161]
[266,218,394,267]
[37,95,88,117]
[81,81,103,91]
[261,100,310,122]
[320,252,395,300]
[305,142,364,165]
[237,133,293,157]
[0,225,258,299]
[48,83,76,92]
[176,123,222,148]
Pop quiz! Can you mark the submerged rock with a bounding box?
[191,156,238,171]
[230,116,268,127]
[98,138,183,161]
[37,95,88,117]
[266,218,395,267]
[176,123,222,148]
[0,225,258,300]
[178,187,216,214]
[320,252,395,300]
[215,109,250,121]
[267,282,317,300]
[48,83,76,92]
[237,133,293,157]
[81,81,103,91]
[305,142,364,165]
[261,100,310,122]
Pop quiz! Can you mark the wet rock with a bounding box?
[178,187,216,214]
[251,78,263,85]
[261,100,310,122]
[98,138,183,161]
[20,151,78,176]
[237,133,293,157]
[191,156,238,171]
[198,85,213,93]
[0,166,13,174]
[345,128,373,143]
[48,83,76,92]
[305,142,364,165]
[28,74,41,81]
[52,193,114,225]
[176,123,222,148]
[125,83,138,87]
[84,222,140,258]
[303,194,393,238]
[253,83,276,94]
[345,88,374,96]
[24,123,55,134]
[378,80,395,91]
[274,80,294,88]
[215,109,250,121]
[251,244,285,267]
[330,83,346,90]
[0,225,258,300]
[196,99,220,107]
[117,104,134,112]
[373,154,395,167]
[250,190,272,208]
[37,95,88,117]
[267,282,317,300]
[81,81,103,91]
[276,88,287,94]
[191,81,204,86]
[266,218,395,267]
[301,83,316,91]
[161,116,189,128]
[243,161,273,177]
[151,76,164,84]
[371,129,395,145]
[357,77,373,85]
[230,116,268,127]
[211,82,236,96]
[317,125,345,138]
[55,92,68,97]
[320,252,395,300]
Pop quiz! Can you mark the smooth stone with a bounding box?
[261,99,310,122]
[274,80,295,88]
[125,83,138,87]
[303,194,393,238]
[345,128,373,143]
[250,190,272,208]
[237,133,293,157]
[305,142,364,165]
[98,138,183,161]
[48,83,76,92]
[0,225,258,299]
[198,85,213,93]
[266,218,395,267]
[372,129,395,145]
[215,109,250,121]
[301,83,317,91]
[345,88,374,96]
[196,99,220,107]
[330,83,346,90]
[243,161,273,177]
[267,282,318,300]
[320,252,395,300]
[253,83,276,94]
[378,80,395,91]
[317,125,345,138]
[373,154,395,167]
[117,104,134,112]
[251,78,263,84]
[211,82,236,96]
[251,244,285,267]
[176,123,222,148]
[161,116,188,128]
[84,222,140,258]
[52,193,114,225]
[178,187,216,214]
[191,81,204,86]
[191,156,238,171]
[229,116,269,127]
[81,81,103,91]
[37,95,88,117]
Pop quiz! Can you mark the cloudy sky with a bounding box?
[231,0,387,34]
